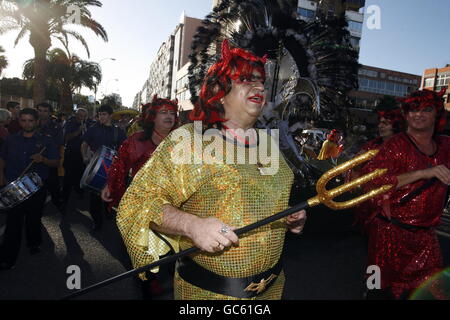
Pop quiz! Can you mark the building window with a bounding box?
[359,77,368,88]
[436,74,450,87]
[424,78,434,88]
[359,69,378,78]
[348,20,363,33]
[350,37,360,50]
[298,8,315,19]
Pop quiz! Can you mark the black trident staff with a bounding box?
[63,150,393,300]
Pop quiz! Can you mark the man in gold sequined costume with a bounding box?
[117,40,306,300]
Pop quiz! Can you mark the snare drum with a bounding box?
[0,172,43,210]
[80,146,116,194]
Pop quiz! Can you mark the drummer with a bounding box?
[0,108,59,270]
[60,108,94,213]
[81,104,126,231]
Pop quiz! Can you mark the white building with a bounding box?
[132,13,202,112]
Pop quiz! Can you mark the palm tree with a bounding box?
[0,0,107,104]
[23,48,102,113]
[0,46,8,75]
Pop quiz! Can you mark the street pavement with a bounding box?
[0,190,448,300]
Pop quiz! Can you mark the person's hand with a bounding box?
[422,165,450,185]
[82,153,91,165]
[286,210,307,234]
[101,186,113,202]
[186,217,239,253]
[30,153,45,163]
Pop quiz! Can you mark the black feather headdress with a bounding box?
[188,0,360,181]
[189,0,359,120]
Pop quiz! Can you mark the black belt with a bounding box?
[376,214,432,231]
[176,256,282,298]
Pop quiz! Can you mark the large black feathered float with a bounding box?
[188,0,360,188]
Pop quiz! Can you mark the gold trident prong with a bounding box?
[307,150,394,210]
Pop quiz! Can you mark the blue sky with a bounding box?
[359,0,450,75]
[1,0,449,107]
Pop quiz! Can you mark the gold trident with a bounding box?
[62,151,395,300]
[307,149,394,210]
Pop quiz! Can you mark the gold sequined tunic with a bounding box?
[117,123,294,300]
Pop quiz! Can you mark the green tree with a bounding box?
[0,0,107,104]
[23,48,101,113]
[101,93,122,110]
[0,46,8,75]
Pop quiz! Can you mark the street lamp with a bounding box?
[94,57,116,114]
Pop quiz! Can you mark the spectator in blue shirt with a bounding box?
[37,102,64,211]
[0,108,59,270]
[81,105,126,230]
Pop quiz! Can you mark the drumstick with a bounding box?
[19,147,47,178]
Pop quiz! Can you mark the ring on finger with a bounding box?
[219,225,229,235]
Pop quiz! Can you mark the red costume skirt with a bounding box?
[367,217,443,299]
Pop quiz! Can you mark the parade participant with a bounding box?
[117,39,306,300]
[101,95,178,299]
[317,129,343,160]
[81,104,126,230]
[362,89,450,299]
[60,108,93,212]
[56,112,67,127]
[37,102,64,210]
[0,108,11,147]
[360,97,404,153]
[101,96,179,210]
[0,108,59,270]
[353,98,405,227]
[5,101,21,134]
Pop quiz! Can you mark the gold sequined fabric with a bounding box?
[117,123,294,299]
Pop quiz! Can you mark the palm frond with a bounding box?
[60,29,91,57]
[78,15,108,41]
[0,46,8,73]
[14,26,29,46]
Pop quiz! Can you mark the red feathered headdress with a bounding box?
[189,39,267,124]
[398,88,447,132]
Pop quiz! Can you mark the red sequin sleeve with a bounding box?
[107,138,133,209]
[361,136,403,217]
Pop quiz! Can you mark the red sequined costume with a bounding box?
[361,88,449,298]
[355,106,405,227]
[106,132,158,209]
[106,95,179,210]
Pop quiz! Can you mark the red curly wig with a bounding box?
[398,88,447,133]
[189,39,267,124]
[141,94,179,125]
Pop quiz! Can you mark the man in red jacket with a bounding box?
[362,89,449,299]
